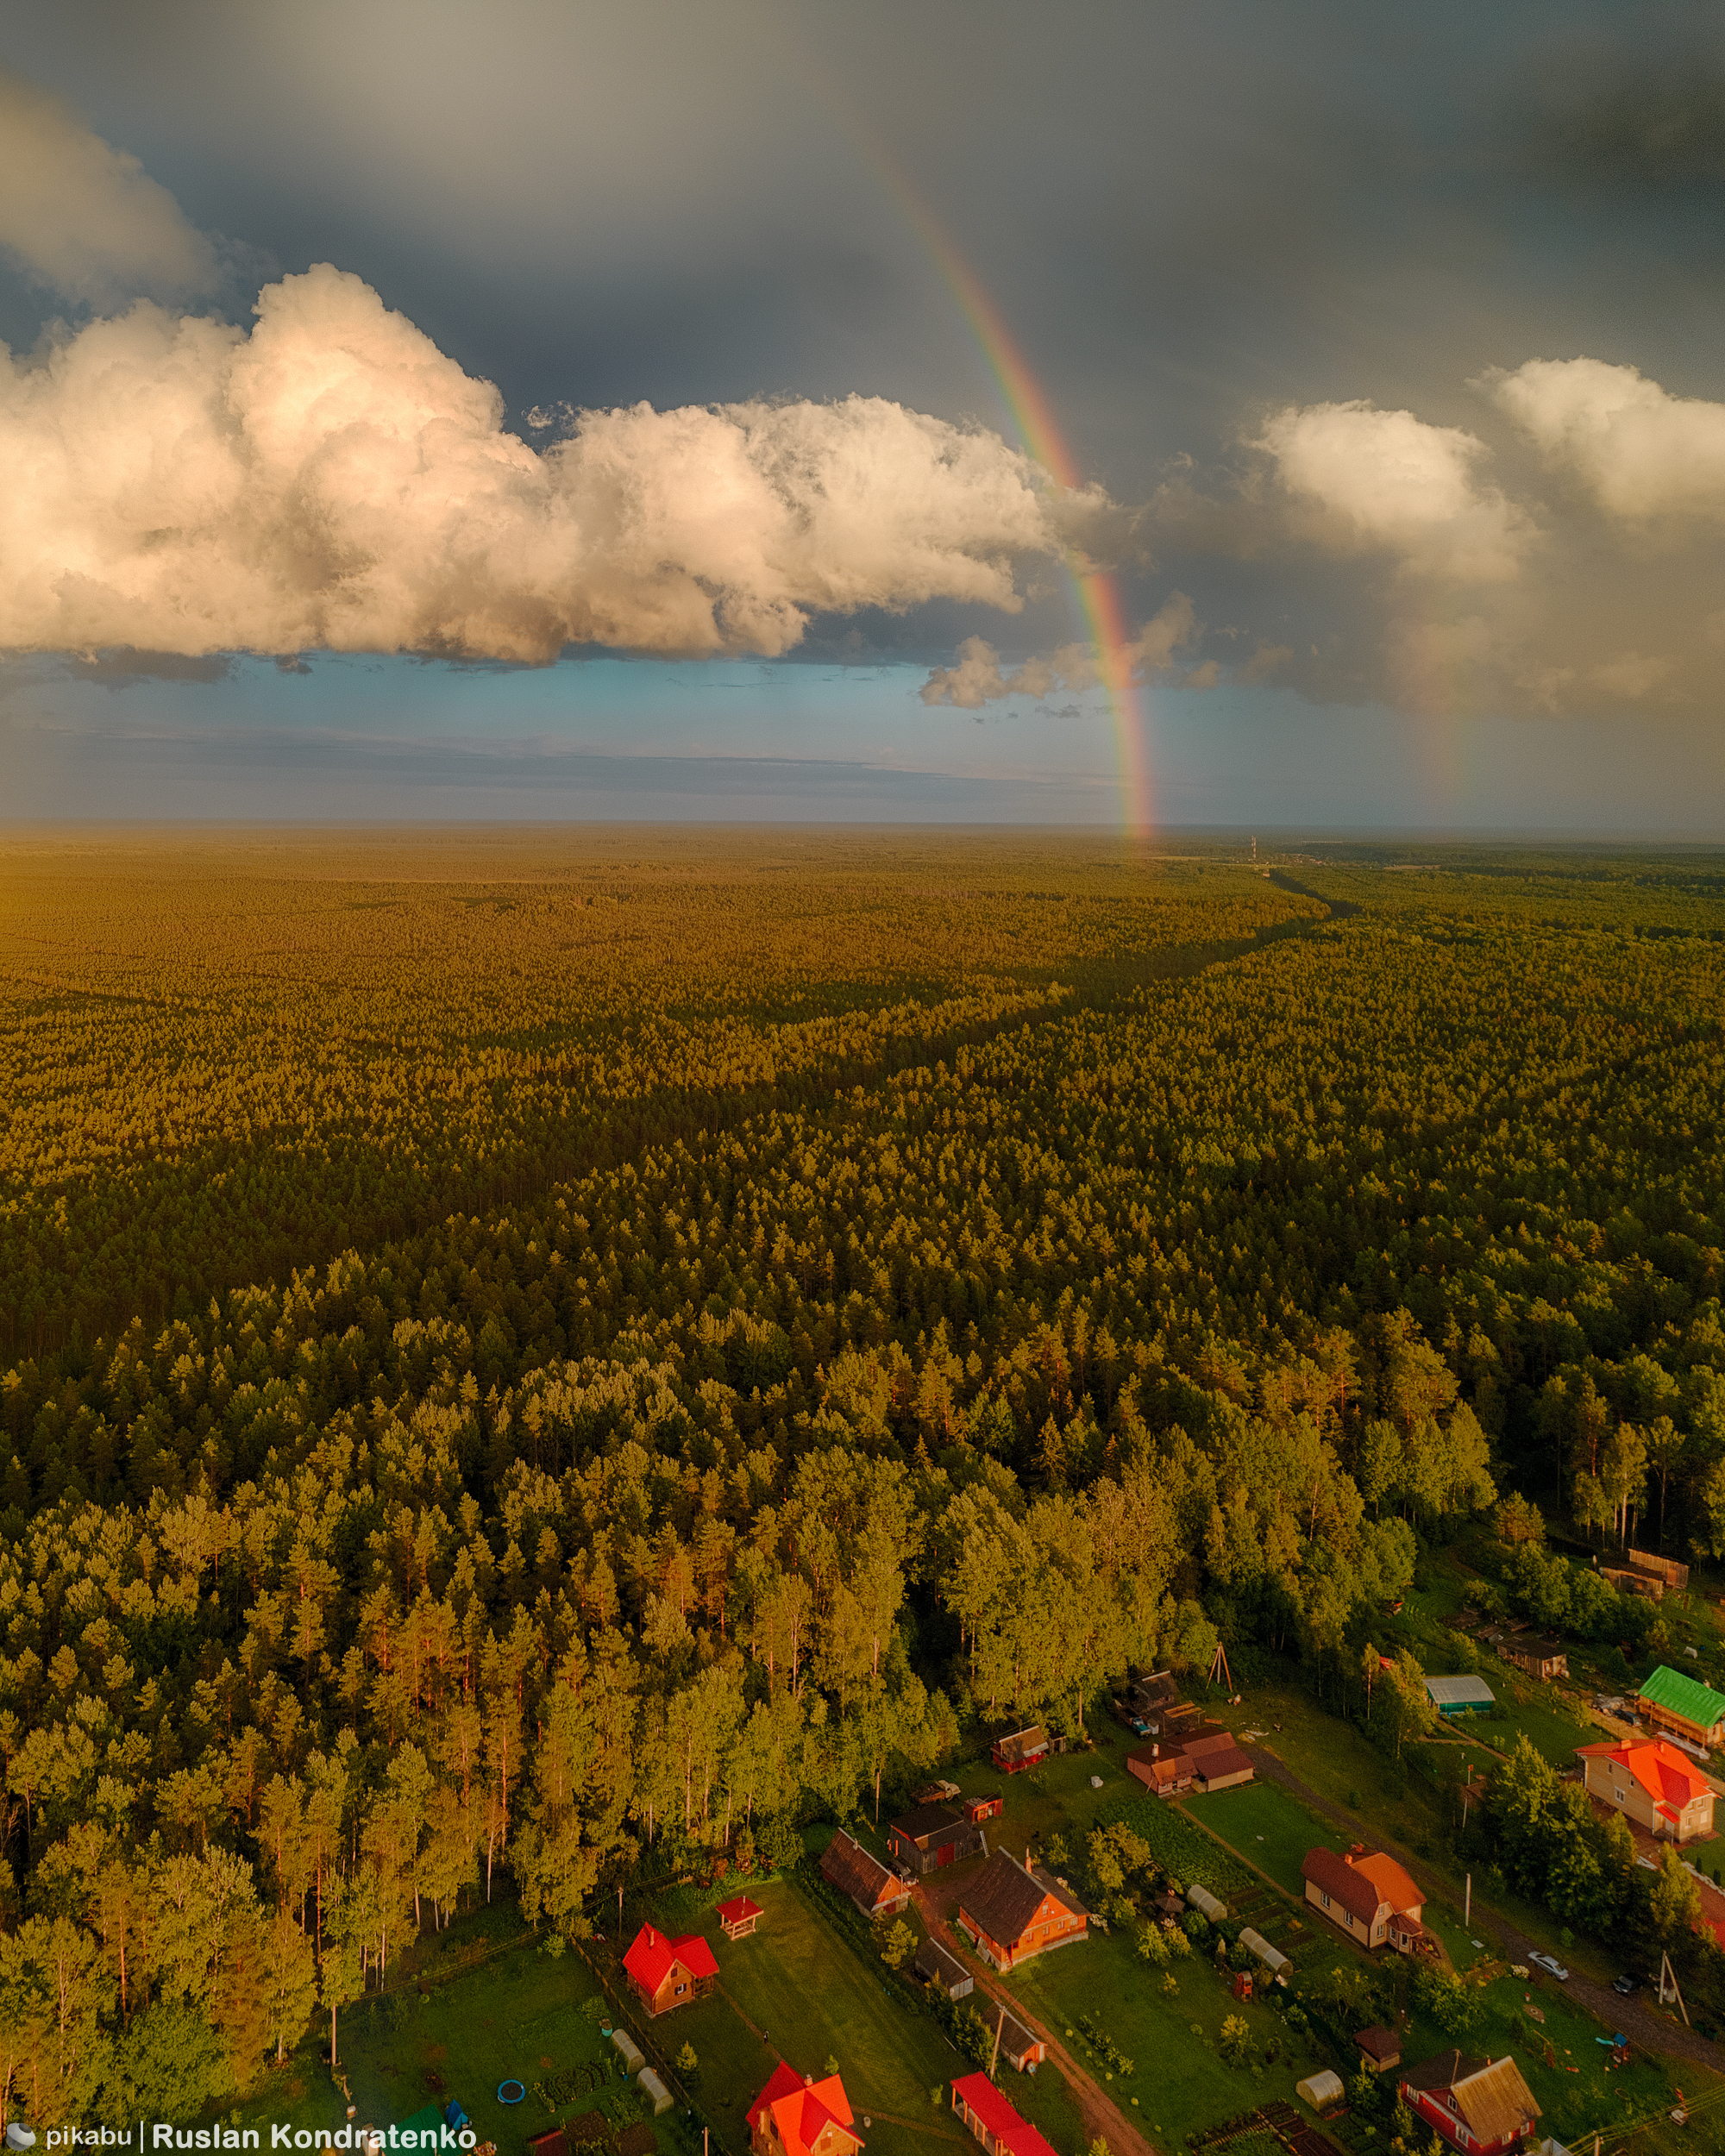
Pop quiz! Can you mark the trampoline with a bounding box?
[497,2083,526,2106]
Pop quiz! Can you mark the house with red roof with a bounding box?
[950,2073,1059,2156]
[1578,1736,1716,1843]
[749,2064,863,2156]
[621,1921,718,2016]
[1302,1846,1437,1957]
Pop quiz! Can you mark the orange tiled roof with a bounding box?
[1578,1737,1713,1814]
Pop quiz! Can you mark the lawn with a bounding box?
[1183,1778,1348,1904]
[989,1916,1329,2147]
[222,1906,669,2154]
[671,1874,972,2156]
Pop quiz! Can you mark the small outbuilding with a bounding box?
[1356,2027,1403,2074]
[992,1727,1051,1774]
[887,1802,988,1877]
[1296,2071,1346,2115]
[609,2027,645,2072]
[1187,1883,1228,1923]
[718,1894,765,1940]
[915,1935,975,2000]
[1239,1926,1290,1979]
[637,2072,672,2118]
[1424,1675,1496,1717]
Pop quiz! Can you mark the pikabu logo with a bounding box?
[30,2131,476,2153]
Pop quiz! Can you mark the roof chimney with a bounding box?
[804,2074,812,2087]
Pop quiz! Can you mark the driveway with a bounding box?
[910,1874,1159,2156]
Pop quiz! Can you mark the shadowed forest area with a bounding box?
[0,829,1721,2120]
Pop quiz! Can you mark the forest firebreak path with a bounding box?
[1250,1748,1722,2079]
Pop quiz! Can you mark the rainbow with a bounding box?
[870,172,1155,833]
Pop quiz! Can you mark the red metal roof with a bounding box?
[718,1895,765,1923]
[953,2074,1025,2140]
[622,1921,718,1994]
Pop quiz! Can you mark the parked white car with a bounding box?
[1528,1951,1570,1981]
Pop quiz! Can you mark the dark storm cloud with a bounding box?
[2,0,1723,780]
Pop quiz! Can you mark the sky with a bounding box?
[2,0,1723,830]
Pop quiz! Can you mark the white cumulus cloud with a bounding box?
[0,70,217,306]
[0,265,1099,663]
[1257,399,1533,580]
[1484,357,1725,522]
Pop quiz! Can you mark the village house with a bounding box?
[820,1829,911,1921]
[1399,2053,1540,2156]
[886,1800,988,1877]
[991,1727,1051,1774]
[1577,1735,1716,1841]
[1638,1665,1725,1752]
[950,2074,1059,2156]
[1301,1846,1436,1956]
[749,2065,863,2156]
[957,1849,1089,1970]
[621,1922,718,2017]
[1126,1720,1254,1797]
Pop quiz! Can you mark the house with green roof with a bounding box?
[1638,1664,1725,1751]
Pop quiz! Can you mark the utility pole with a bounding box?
[1465,1874,1471,1927]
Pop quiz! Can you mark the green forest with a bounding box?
[2,830,1722,2123]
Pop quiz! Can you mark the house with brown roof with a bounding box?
[957,1849,1089,1970]
[749,2064,863,2156]
[621,1922,719,2016]
[991,1727,1051,1774]
[887,1801,988,1877]
[1497,1634,1568,1682]
[1355,2027,1402,2074]
[1126,1721,1253,1797]
[1301,1846,1436,1956]
[1126,1741,1193,1799]
[1399,2053,1540,2156]
[820,1828,910,1921]
[1578,1736,1716,1842]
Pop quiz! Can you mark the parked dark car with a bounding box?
[1612,1974,1640,1996]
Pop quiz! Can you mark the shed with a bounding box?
[966,1793,1005,1824]
[609,2027,645,2072]
[1356,2027,1403,2073]
[915,1935,975,1999]
[992,1726,1051,1774]
[1296,2071,1346,2114]
[983,1999,1046,2071]
[1239,1926,1290,1977]
[636,2071,672,2117]
[1188,1883,1228,1922]
[1424,1675,1496,1716]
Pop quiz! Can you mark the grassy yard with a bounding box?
[670,1874,971,2156]
[1184,1777,1352,1904]
[990,1920,1326,2148]
[222,1908,665,2154]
